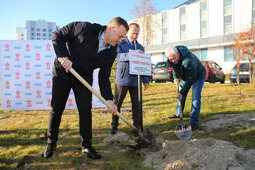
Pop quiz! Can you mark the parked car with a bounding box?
[201,60,225,83]
[152,61,173,82]
[230,62,254,83]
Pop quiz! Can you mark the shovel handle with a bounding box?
[58,58,139,132]
[175,82,183,120]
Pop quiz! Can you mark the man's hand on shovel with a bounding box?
[59,57,72,73]
[107,100,118,115]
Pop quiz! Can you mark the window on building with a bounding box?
[37,33,40,36]
[200,1,208,38]
[43,33,46,37]
[31,33,34,36]
[224,47,235,61]
[31,28,34,31]
[37,28,41,31]
[21,34,24,37]
[49,34,52,37]
[37,38,40,40]
[224,0,232,35]
[49,29,52,32]
[43,29,47,32]
[180,7,186,41]
[191,49,208,61]
[162,11,168,43]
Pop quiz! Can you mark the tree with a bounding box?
[232,23,255,84]
[130,0,158,46]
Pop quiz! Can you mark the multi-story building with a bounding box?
[133,0,254,73]
[16,19,59,40]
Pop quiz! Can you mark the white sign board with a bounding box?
[0,40,106,110]
[129,50,152,76]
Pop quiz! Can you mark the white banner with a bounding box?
[129,50,152,76]
[0,40,106,110]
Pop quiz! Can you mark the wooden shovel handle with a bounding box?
[58,58,139,131]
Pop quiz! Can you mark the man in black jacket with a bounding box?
[43,17,129,159]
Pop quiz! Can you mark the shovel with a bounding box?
[174,82,192,141]
[58,58,156,148]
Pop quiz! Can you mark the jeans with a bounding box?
[175,79,205,124]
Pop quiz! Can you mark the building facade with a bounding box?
[133,0,255,73]
[16,19,59,40]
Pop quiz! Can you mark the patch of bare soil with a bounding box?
[142,138,255,170]
[201,113,255,131]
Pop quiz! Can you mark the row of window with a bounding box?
[161,0,255,43]
[161,47,251,62]
[30,28,52,32]
[31,33,51,37]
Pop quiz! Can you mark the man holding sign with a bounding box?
[109,23,149,135]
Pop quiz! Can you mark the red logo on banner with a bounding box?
[16,90,21,98]
[35,53,41,60]
[15,72,21,80]
[26,100,32,107]
[36,90,42,98]
[36,71,41,79]
[25,44,30,51]
[46,62,51,70]
[67,98,73,106]
[46,80,51,88]
[46,44,51,51]
[4,44,10,52]
[5,62,10,70]
[6,100,11,107]
[26,81,31,89]
[25,62,30,70]
[47,99,51,106]
[5,81,10,89]
[15,53,20,61]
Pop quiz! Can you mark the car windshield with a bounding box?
[155,63,167,68]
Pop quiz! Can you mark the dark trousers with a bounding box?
[111,85,140,129]
[47,75,93,147]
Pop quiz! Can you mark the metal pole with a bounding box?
[138,74,143,132]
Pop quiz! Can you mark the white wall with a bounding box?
[187,3,201,40]
[208,0,224,36]
[168,8,180,42]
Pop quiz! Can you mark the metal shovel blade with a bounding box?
[174,124,192,141]
[135,128,157,148]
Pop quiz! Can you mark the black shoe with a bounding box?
[167,114,179,119]
[191,123,198,131]
[82,146,101,159]
[109,127,118,134]
[43,143,56,158]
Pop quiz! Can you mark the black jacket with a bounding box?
[52,22,117,100]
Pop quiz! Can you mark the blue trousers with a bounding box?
[175,79,205,124]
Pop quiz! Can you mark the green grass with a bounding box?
[0,82,255,169]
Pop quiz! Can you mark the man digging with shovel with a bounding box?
[165,46,206,134]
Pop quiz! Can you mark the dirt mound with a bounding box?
[102,131,131,145]
[142,138,255,169]
[202,113,255,131]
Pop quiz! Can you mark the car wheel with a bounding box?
[220,76,225,84]
[209,75,216,83]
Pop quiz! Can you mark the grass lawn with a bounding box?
[0,82,255,169]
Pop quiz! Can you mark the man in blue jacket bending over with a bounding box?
[109,23,149,135]
[165,46,206,131]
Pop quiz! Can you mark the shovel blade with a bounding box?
[135,128,156,148]
[174,124,192,141]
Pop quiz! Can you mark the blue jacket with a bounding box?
[115,37,149,86]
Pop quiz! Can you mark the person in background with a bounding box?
[109,23,149,135]
[165,46,206,131]
[43,17,129,159]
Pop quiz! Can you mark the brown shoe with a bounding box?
[167,114,179,119]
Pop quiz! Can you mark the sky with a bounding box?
[0,0,186,40]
